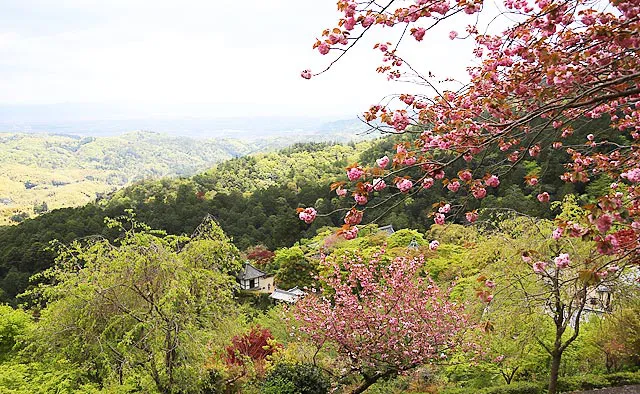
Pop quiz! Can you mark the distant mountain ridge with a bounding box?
[0,127,375,225]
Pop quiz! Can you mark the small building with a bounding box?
[378,224,395,235]
[269,287,305,304]
[236,262,274,294]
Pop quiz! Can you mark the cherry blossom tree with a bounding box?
[298,0,640,262]
[293,248,468,393]
[474,212,633,393]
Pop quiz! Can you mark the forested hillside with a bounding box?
[0,131,350,225]
[0,131,610,304]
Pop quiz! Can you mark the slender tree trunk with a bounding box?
[548,351,562,394]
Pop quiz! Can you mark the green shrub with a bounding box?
[556,374,609,391]
[261,362,330,394]
[481,381,542,394]
[605,371,640,386]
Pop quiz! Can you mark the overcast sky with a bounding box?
[0,0,478,119]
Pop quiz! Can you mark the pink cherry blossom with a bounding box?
[343,226,359,240]
[422,177,434,189]
[447,180,461,192]
[373,178,387,191]
[528,177,539,186]
[439,203,451,214]
[466,211,479,223]
[554,253,571,269]
[318,42,330,55]
[533,261,548,273]
[362,15,375,28]
[485,280,496,288]
[434,213,446,225]
[485,175,500,187]
[347,166,365,181]
[449,30,458,40]
[404,156,417,166]
[336,187,347,197]
[377,155,390,168]
[298,207,317,224]
[552,227,563,240]
[537,192,550,203]
[300,69,312,79]
[596,214,613,233]
[354,193,368,205]
[396,178,413,193]
[621,168,640,183]
[472,187,487,199]
[412,27,426,41]
[429,240,440,250]
[459,170,473,182]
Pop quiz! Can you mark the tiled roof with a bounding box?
[237,262,267,280]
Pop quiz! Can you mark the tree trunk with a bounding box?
[548,352,562,394]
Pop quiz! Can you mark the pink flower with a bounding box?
[621,168,640,183]
[403,156,417,166]
[552,141,563,149]
[318,42,330,55]
[422,178,434,189]
[429,240,440,250]
[537,192,550,203]
[377,155,390,168]
[485,280,496,288]
[434,213,446,225]
[447,180,461,192]
[472,187,487,199]
[396,179,413,193]
[554,253,570,269]
[371,178,386,191]
[434,170,445,180]
[587,134,595,141]
[363,182,374,193]
[485,175,500,187]
[522,254,532,263]
[439,204,451,214]
[449,30,458,40]
[552,227,563,240]
[362,15,375,28]
[300,69,312,79]
[354,193,368,205]
[336,187,347,197]
[494,355,505,363]
[344,16,356,30]
[596,214,613,233]
[412,27,426,41]
[465,211,478,223]
[527,177,539,186]
[459,170,473,182]
[533,261,547,273]
[347,167,365,181]
[607,265,619,273]
[344,209,363,226]
[343,226,359,240]
[298,207,317,224]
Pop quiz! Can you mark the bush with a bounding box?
[557,373,610,391]
[261,362,330,394]
[482,382,542,394]
[604,371,640,386]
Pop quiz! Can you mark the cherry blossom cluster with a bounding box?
[293,249,468,373]
[298,0,640,263]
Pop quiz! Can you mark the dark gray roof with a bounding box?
[378,224,395,235]
[237,262,267,281]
